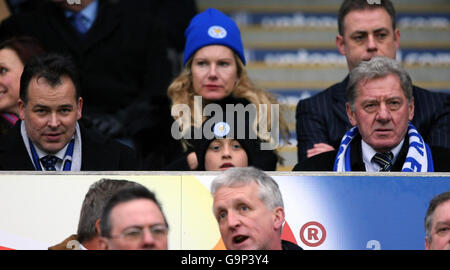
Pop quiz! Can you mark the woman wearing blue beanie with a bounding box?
[167,8,288,171]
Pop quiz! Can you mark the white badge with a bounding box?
[208,25,227,39]
[213,122,231,137]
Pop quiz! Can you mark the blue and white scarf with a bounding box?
[333,123,434,172]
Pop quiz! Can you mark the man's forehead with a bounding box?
[433,200,450,220]
[27,76,77,99]
[213,183,260,206]
[31,75,72,88]
[344,8,394,32]
[357,74,402,93]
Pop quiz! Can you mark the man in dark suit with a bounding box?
[295,0,450,164]
[294,57,450,172]
[0,0,182,169]
[0,53,140,171]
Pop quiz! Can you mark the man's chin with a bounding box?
[40,142,65,154]
[368,139,401,153]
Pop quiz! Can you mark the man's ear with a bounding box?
[394,28,401,50]
[273,207,285,231]
[336,34,346,56]
[77,97,83,120]
[425,236,430,250]
[18,99,26,120]
[346,102,357,126]
[408,97,415,122]
[95,218,101,235]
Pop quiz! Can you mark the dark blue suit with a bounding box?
[295,76,450,163]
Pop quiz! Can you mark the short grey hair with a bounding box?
[211,167,284,210]
[425,191,450,243]
[77,179,144,243]
[347,56,413,111]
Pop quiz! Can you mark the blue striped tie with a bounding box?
[372,152,394,171]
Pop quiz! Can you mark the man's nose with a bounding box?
[47,113,60,128]
[366,34,378,52]
[376,103,392,123]
[227,210,241,229]
[141,229,156,247]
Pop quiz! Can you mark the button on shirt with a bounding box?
[362,139,405,172]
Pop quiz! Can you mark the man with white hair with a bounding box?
[211,167,302,250]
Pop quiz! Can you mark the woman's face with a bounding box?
[204,139,248,171]
[191,45,238,101]
[0,48,24,115]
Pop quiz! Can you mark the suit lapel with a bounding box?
[391,138,410,171]
[349,135,366,171]
[79,124,112,170]
[0,123,35,170]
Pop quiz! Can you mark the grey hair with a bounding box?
[346,56,413,111]
[425,191,450,243]
[77,178,144,243]
[211,167,284,210]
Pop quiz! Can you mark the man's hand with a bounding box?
[306,143,335,158]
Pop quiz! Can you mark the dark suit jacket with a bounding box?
[293,134,450,172]
[0,122,140,170]
[0,0,182,168]
[295,76,450,163]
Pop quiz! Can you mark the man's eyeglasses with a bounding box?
[108,224,168,242]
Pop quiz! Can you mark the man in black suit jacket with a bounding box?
[295,0,450,164]
[0,53,140,171]
[0,0,182,169]
[294,57,450,172]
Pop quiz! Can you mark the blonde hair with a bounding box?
[168,53,289,148]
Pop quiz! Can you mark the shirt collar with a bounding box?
[64,0,99,28]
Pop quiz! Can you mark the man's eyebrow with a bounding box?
[351,27,390,35]
[32,104,50,109]
[350,30,368,35]
[434,221,450,227]
[213,204,225,214]
[373,27,390,33]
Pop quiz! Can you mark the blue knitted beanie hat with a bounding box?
[183,8,246,66]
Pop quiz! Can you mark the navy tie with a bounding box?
[41,155,59,171]
[372,152,394,171]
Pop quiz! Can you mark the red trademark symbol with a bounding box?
[300,221,326,247]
